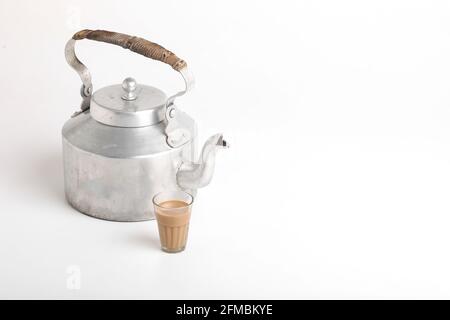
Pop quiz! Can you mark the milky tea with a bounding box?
[154,200,192,253]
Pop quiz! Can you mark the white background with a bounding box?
[1,0,450,299]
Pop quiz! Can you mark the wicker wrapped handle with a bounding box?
[65,29,194,116]
[72,29,187,71]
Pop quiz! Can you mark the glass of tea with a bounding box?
[152,190,194,253]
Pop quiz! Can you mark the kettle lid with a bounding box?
[90,77,167,127]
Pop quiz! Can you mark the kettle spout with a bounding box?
[177,133,229,189]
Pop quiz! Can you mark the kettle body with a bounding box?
[62,29,227,221]
[62,109,197,221]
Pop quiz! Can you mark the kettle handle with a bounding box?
[65,29,194,115]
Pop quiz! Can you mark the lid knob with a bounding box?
[121,77,138,101]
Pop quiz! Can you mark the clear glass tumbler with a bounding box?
[152,190,194,253]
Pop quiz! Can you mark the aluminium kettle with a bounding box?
[62,29,228,221]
